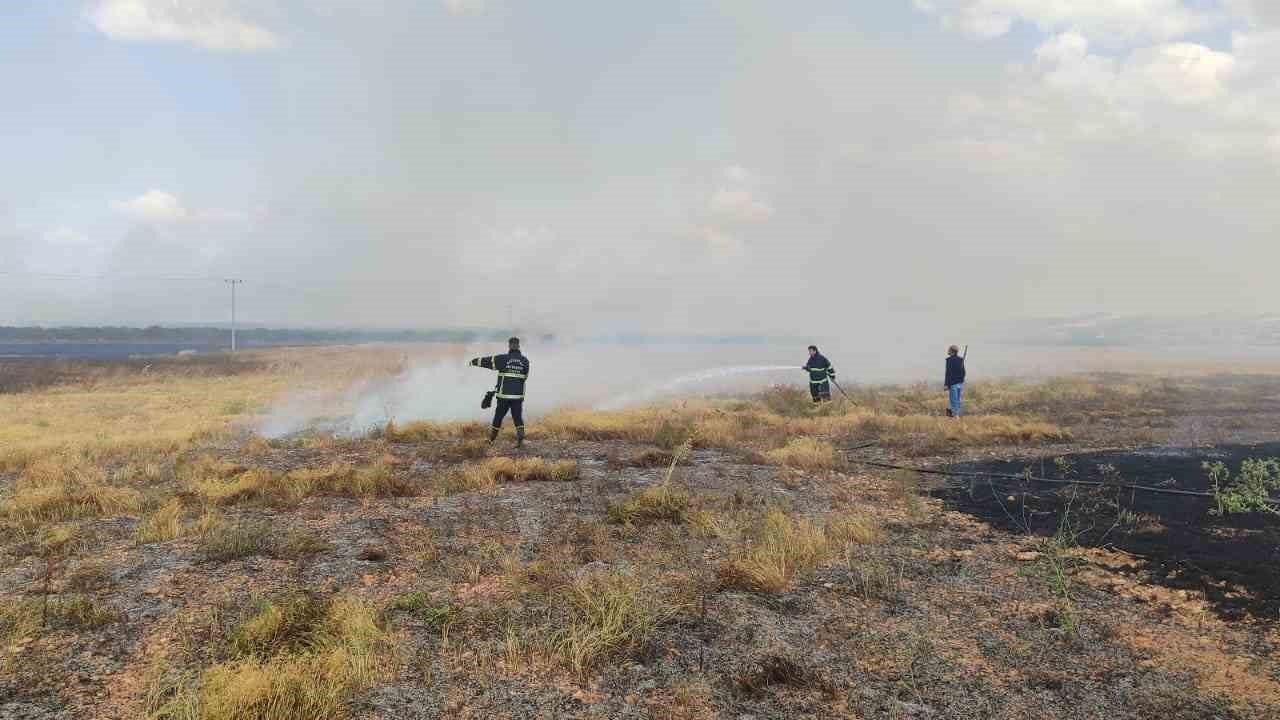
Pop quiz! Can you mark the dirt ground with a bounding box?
[1,363,1279,719]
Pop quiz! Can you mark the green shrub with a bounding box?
[1203,458,1280,515]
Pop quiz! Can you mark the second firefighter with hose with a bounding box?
[802,345,836,403]
[470,337,530,447]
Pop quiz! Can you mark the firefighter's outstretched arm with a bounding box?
[469,355,498,371]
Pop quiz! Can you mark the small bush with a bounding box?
[826,512,881,547]
[444,438,490,460]
[134,498,187,544]
[846,557,903,601]
[4,453,142,524]
[149,596,395,720]
[275,529,331,558]
[388,594,456,633]
[199,520,272,562]
[190,468,304,508]
[0,596,122,638]
[760,385,815,418]
[1204,458,1280,515]
[191,459,416,507]
[309,457,416,497]
[765,438,841,471]
[617,447,677,468]
[548,571,676,675]
[607,483,690,525]
[230,594,331,658]
[653,419,696,451]
[442,457,579,493]
[718,510,832,593]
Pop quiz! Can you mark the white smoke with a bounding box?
[256,344,812,437]
[597,365,798,410]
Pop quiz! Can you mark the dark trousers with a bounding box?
[492,398,524,429]
[810,381,831,403]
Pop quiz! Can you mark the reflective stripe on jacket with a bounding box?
[803,353,835,384]
[473,351,530,400]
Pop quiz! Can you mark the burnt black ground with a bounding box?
[939,444,1280,621]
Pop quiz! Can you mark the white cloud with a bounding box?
[87,0,280,52]
[442,0,484,16]
[1129,43,1236,105]
[113,189,248,224]
[114,189,189,222]
[1026,33,1236,106]
[692,225,744,258]
[723,164,754,184]
[915,0,1217,41]
[709,188,774,224]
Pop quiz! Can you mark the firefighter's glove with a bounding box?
[469,358,479,367]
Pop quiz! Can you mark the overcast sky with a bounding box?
[2,1,1278,336]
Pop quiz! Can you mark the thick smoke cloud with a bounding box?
[3,1,1280,345]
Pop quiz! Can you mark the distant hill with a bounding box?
[995,314,1280,347]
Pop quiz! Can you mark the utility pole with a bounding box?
[225,279,242,352]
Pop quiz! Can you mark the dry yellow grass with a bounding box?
[189,458,416,508]
[464,457,577,487]
[547,570,678,676]
[826,511,881,547]
[385,420,489,443]
[718,509,833,594]
[3,452,143,526]
[0,373,290,472]
[189,468,308,508]
[765,437,841,470]
[134,498,187,544]
[807,411,1069,447]
[287,458,418,498]
[607,482,691,525]
[148,595,395,720]
[539,397,1066,455]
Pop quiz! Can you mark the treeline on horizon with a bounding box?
[0,326,516,345]
[0,326,803,347]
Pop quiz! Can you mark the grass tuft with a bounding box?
[4,452,143,525]
[548,571,676,675]
[134,498,187,545]
[607,483,690,525]
[718,510,832,593]
[437,457,580,495]
[765,437,841,470]
[198,519,272,562]
[149,595,395,720]
[825,511,881,547]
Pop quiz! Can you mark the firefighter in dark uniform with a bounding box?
[802,345,836,403]
[470,337,530,447]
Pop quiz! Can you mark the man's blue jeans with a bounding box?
[948,383,963,417]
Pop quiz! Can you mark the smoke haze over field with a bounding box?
[3,1,1280,341]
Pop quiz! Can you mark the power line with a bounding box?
[225,279,242,352]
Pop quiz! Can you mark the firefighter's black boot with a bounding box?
[488,426,499,444]
[515,426,525,449]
